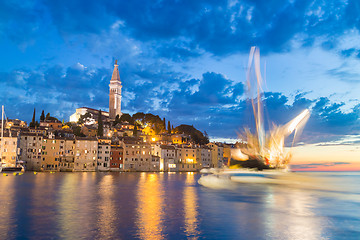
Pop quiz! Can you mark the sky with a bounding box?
[0,0,359,171]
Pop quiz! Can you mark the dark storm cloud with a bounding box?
[3,0,360,58]
[261,92,360,143]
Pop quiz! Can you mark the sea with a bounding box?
[0,171,359,240]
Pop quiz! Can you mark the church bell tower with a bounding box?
[109,60,122,120]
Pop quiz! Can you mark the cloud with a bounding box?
[291,161,350,169]
[4,0,360,60]
[1,60,359,144]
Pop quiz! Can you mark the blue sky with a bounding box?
[1,0,360,152]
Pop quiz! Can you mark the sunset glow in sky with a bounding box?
[0,0,359,171]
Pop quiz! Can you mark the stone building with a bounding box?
[110,145,123,170]
[199,146,212,168]
[40,120,63,130]
[98,141,111,171]
[74,137,98,171]
[122,138,152,171]
[153,144,176,171]
[207,142,225,168]
[41,137,62,171]
[176,145,199,171]
[19,133,43,171]
[59,139,75,172]
[0,131,19,168]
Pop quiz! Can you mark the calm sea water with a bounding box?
[0,172,359,240]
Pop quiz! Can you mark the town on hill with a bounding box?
[0,61,235,172]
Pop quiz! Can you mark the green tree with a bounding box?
[174,124,209,145]
[133,123,138,137]
[45,113,50,120]
[40,110,45,122]
[97,110,103,137]
[78,113,92,124]
[168,121,171,134]
[73,126,85,137]
[119,113,134,124]
[29,108,36,128]
[133,112,145,123]
[113,114,121,126]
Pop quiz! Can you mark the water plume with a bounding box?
[233,47,310,169]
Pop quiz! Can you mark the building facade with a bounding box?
[122,139,152,171]
[98,142,111,171]
[110,145,123,170]
[74,138,98,171]
[59,139,75,172]
[0,132,19,168]
[19,133,43,171]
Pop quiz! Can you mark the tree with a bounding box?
[133,123,138,137]
[119,113,133,124]
[133,112,145,123]
[114,114,121,126]
[97,110,103,137]
[30,108,36,128]
[204,131,209,143]
[78,113,92,124]
[163,117,166,130]
[168,121,171,134]
[46,113,50,121]
[73,126,85,137]
[174,124,209,145]
[40,110,45,122]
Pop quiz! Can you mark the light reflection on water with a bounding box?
[0,176,15,239]
[0,172,358,239]
[136,173,165,240]
[184,173,200,239]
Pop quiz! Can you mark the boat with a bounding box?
[0,105,25,173]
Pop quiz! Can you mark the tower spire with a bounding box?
[111,59,121,82]
[109,60,122,120]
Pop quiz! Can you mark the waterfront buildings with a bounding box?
[74,137,98,171]
[19,133,43,171]
[207,142,225,168]
[122,138,152,171]
[3,125,235,172]
[110,145,123,170]
[153,144,176,171]
[59,138,75,172]
[98,140,111,171]
[0,131,19,168]
[177,145,199,171]
[1,60,235,173]
[42,137,62,171]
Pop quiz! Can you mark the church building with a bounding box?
[108,60,122,120]
[69,60,122,123]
